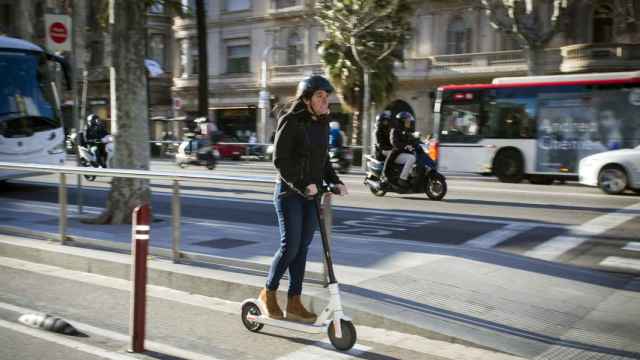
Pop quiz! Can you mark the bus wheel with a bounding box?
[494,149,524,183]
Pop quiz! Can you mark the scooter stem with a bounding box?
[314,195,338,284]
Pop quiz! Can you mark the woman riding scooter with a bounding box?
[259,75,348,323]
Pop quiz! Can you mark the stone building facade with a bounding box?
[171,0,640,144]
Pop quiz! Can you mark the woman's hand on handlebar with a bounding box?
[336,183,348,196]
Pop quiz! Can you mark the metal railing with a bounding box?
[0,161,275,266]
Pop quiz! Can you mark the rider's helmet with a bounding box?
[376,111,392,127]
[329,121,340,130]
[295,75,334,100]
[396,111,415,130]
[86,113,100,127]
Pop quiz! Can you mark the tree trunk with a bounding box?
[526,46,546,76]
[89,0,151,224]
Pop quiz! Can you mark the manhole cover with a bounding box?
[194,238,257,249]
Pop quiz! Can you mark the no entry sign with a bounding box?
[45,14,71,52]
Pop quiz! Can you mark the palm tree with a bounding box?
[316,0,413,158]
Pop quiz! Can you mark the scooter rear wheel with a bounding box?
[241,301,264,332]
[328,319,357,351]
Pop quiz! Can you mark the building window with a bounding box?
[225,0,251,12]
[276,0,296,8]
[179,38,188,76]
[149,3,164,14]
[593,4,614,43]
[191,38,199,75]
[226,43,250,73]
[181,0,196,15]
[287,31,303,65]
[148,34,166,69]
[446,17,471,54]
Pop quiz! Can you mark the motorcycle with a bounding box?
[71,133,113,181]
[175,138,220,170]
[329,146,353,174]
[364,141,447,200]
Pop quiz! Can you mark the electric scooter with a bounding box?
[240,188,357,351]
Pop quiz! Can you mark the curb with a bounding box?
[0,234,492,352]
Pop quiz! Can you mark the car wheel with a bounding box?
[598,165,628,195]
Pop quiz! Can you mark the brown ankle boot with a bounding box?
[286,295,317,323]
[258,288,283,319]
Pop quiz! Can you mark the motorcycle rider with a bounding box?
[85,113,109,167]
[375,110,394,161]
[389,111,416,188]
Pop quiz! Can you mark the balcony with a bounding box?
[425,50,528,80]
[268,63,325,87]
[560,43,640,73]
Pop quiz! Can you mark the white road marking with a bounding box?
[0,317,138,360]
[357,326,524,360]
[274,340,369,360]
[623,242,640,252]
[464,223,534,249]
[1,257,522,359]
[599,256,640,272]
[0,301,223,360]
[525,202,640,260]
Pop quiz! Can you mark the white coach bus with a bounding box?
[0,36,69,182]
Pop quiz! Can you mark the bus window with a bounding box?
[485,88,538,139]
[439,91,481,142]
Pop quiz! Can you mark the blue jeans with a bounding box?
[266,182,318,296]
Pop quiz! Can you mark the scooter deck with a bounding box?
[247,314,328,334]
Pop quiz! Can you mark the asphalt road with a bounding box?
[1,158,638,275]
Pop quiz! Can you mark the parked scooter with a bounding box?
[329,146,353,174]
[71,133,113,181]
[364,140,447,200]
[175,138,220,170]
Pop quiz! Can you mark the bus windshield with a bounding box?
[0,50,60,136]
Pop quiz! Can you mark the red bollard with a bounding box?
[129,204,151,353]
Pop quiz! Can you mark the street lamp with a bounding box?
[258,45,285,144]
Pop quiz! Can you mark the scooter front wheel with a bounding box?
[328,319,357,351]
[241,301,264,332]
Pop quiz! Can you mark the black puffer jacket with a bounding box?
[273,102,342,194]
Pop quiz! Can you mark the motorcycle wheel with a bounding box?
[206,162,216,170]
[368,184,386,197]
[177,162,188,169]
[80,159,97,181]
[425,172,447,201]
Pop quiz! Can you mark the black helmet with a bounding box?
[296,75,334,100]
[86,113,99,126]
[376,110,392,124]
[396,111,415,129]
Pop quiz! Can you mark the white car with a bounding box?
[578,145,640,194]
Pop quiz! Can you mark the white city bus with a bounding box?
[0,36,68,181]
[432,71,640,184]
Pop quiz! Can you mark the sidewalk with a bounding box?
[1,199,639,359]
